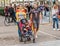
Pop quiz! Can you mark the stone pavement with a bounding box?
[0,16,60,46]
[1,40,60,46]
[4,40,60,46]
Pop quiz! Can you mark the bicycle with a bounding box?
[4,13,16,26]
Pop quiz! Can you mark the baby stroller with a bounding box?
[18,19,35,43]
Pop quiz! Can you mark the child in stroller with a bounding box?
[19,19,35,43]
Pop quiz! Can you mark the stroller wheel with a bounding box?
[23,36,27,44]
[19,37,23,42]
[33,38,35,43]
[27,37,31,41]
[24,38,26,44]
[20,38,23,42]
[24,40,26,44]
[4,19,10,26]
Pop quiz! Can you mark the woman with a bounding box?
[16,4,26,22]
[16,4,27,41]
[52,4,59,31]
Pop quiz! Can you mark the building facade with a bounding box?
[0,0,10,7]
[0,0,60,7]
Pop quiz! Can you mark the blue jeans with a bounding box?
[16,22,21,37]
[53,18,59,29]
[44,11,50,17]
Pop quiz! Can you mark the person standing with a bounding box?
[44,3,50,17]
[52,4,59,31]
[25,3,33,19]
[4,6,9,16]
[4,6,10,22]
[25,3,33,13]
[38,3,44,20]
[13,4,16,22]
[8,4,16,22]
[58,5,60,20]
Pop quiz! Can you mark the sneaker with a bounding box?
[53,28,56,30]
[57,29,60,31]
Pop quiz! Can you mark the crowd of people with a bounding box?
[4,2,60,39]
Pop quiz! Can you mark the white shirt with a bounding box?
[52,8,58,15]
[52,8,58,18]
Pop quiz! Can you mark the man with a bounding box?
[8,4,16,22]
[26,3,33,13]
[44,4,50,16]
[13,4,16,21]
[4,6,10,22]
[30,3,40,38]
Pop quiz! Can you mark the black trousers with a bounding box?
[10,14,16,22]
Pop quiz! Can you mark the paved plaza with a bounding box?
[0,16,60,46]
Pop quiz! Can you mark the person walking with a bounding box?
[30,3,40,38]
[16,4,27,41]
